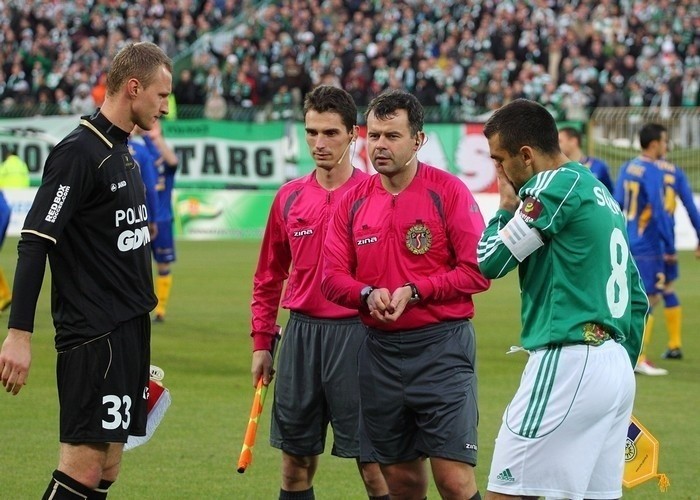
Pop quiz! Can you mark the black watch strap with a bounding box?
[360,285,375,304]
[404,282,420,303]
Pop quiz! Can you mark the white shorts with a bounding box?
[487,341,635,500]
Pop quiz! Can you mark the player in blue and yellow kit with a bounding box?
[614,123,675,376]
[131,121,178,322]
[558,126,614,193]
[656,157,700,360]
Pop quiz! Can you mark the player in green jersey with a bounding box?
[477,99,647,500]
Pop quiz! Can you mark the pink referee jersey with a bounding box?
[251,168,368,350]
[322,162,490,331]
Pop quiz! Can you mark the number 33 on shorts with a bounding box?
[102,394,133,430]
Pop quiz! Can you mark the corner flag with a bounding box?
[623,415,669,492]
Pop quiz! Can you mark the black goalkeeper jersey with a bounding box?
[9,111,157,349]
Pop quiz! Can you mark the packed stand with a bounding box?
[1,0,699,122]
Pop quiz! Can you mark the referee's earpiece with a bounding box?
[414,132,425,151]
[337,128,357,165]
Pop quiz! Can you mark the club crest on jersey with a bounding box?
[405,223,432,255]
[519,196,543,223]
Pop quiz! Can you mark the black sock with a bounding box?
[88,479,114,499]
[42,470,93,499]
[279,487,315,500]
[469,492,482,500]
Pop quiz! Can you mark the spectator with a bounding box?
[678,69,700,148]
[70,83,95,115]
[53,87,72,115]
[0,0,698,122]
[203,87,227,120]
[173,69,204,106]
[92,73,107,107]
[598,81,626,108]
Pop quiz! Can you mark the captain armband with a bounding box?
[497,214,544,262]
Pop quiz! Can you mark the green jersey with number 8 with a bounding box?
[478,162,647,366]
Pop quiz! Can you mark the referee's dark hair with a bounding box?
[303,85,358,132]
[106,42,173,96]
[483,98,560,157]
[365,89,425,138]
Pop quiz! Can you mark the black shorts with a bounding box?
[358,320,478,465]
[270,312,366,458]
[57,314,151,443]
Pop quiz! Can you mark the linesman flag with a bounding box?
[623,415,669,492]
[237,326,282,473]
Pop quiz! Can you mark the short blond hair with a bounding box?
[106,42,172,96]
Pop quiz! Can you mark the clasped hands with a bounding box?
[365,285,415,323]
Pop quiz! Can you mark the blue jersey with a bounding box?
[130,135,160,223]
[614,156,674,257]
[130,135,177,223]
[656,159,700,254]
[581,155,614,193]
[154,148,177,222]
[0,191,11,247]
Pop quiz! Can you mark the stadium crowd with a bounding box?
[0,0,698,121]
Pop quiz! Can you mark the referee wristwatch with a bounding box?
[404,282,420,304]
[360,285,375,305]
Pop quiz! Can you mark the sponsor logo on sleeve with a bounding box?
[519,196,543,223]
[44,184,71,223]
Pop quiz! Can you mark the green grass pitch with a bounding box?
[1,239,697,499]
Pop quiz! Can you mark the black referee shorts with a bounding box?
[358,319,478,465]
[270,312,366,458]
[56,314,151,443]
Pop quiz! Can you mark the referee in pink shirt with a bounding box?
[322,89,490,500]
[250,86,387,500]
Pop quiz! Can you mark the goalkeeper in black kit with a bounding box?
[0,42,172,499]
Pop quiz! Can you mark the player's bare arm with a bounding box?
[0,328,32,395]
